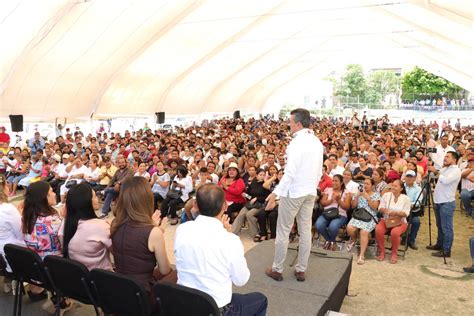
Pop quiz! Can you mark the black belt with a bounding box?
[219,303,232,315]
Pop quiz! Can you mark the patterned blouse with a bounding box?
[23,214,62,259]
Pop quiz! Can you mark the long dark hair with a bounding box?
[22,181,56,234]
[333,174,345,193]
[62,183,97,258]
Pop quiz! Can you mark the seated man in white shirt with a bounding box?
[174,184,268,315]
[326,154,345,178]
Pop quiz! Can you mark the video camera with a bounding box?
[427,147,437,153]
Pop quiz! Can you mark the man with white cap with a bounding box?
[49,154,71,203]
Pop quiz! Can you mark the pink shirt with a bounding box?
[63,219,113,271]
[323,187,348,217]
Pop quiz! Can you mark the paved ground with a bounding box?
[1,193,473,315]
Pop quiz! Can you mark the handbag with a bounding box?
[322,207,339,221]
[245,201,264,210]
[384,193,402,228]
[385,217,402,228]
[166,185,182,199]
[65,179,77,189]
[352,208,378,223]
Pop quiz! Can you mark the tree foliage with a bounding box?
[334,64,367,99]
[366,70,399,106]
[331,64,399,108]
[400,66,463,100]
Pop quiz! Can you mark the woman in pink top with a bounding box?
[61,183,112,271]
[315,174,352,251]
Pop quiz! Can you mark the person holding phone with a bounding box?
[160,165,193,225]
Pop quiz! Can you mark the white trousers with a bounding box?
[272,195,315,273]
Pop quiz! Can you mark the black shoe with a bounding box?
[431,250,450,258]
[27,290,48,302]
[408,243,418,250]
[463,266,474,273]
[426,244,442,251]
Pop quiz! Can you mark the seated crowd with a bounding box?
[0,115,473,312]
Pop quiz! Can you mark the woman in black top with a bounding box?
[256,169,284,240]
[353,156,373,181]
[231,169,270,238]
[241,165,257,192]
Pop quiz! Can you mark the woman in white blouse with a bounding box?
[375,179,411,264]
[134,162,151,179]
[0,174,25,293]
[160,165,193,225]
[84,159,101,186]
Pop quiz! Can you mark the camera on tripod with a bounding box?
[427,147,437,153]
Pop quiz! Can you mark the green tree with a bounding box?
[366,70,399,107]
[401,66,464,101]
[334,64,367,99]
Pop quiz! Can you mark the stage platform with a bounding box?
[234,241,352,316]
[0,241,352,316]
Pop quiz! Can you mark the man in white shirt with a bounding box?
[260,152,282,171]
[266,108,323,282]
[206,162,220,184]
[57,157,88,206]
[430,135,455,170]
[326,154,345,178]
[174,184,267,315]
[427,151,461,257]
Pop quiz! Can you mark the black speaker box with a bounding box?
[9,115,23,132]
[233,110,240,119]
[156,112,165,124]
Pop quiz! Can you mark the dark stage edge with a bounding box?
[234,241,352,316]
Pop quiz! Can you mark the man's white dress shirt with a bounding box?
[433,165,461,204]
[174,215,250,308]
[273,129,323,198]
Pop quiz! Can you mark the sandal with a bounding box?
[390,256,398,264]
[376,254,385,261]
[346,240,355,252]
[253,235,262,242]
[357,257,365,265]
[260,235,268,242]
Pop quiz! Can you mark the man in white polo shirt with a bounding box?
[174,184,267,315]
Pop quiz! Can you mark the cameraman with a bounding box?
[429,135,454,170]
[28,132,45,155]
[427,151,461,257]
[404,170,422,250]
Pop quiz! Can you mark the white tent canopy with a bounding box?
[1,0,472,121]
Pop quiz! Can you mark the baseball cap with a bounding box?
[406,170,416,177]
[62,154,70,159]
[52,154,61,162]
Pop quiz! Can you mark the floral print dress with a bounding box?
[348,192,381,232]
[23,214,62,259]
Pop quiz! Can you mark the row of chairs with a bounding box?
[2,244,220,316]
